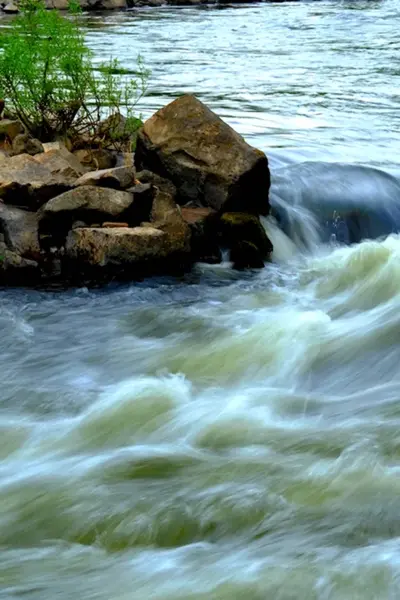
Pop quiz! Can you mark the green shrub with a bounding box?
[0,0,149,147]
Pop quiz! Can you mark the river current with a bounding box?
[1,2,400,598]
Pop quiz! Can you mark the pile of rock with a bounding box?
[0,95,272,286]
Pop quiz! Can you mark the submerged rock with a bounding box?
[136,94,270,214]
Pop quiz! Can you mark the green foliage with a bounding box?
[0,0,149,147]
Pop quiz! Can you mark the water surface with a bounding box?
[2,2,400,599]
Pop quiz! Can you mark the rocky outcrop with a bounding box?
[135,94,270,215]
[75,166,135,190]
[0,96,274,286]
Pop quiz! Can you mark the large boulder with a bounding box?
[0,204,40,260]
[75,166,135,190]
[0,154,72,209]
[65,226,169,271]
[135,95,270,214]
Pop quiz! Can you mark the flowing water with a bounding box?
[2,2,400,598]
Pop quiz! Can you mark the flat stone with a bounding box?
[35,148,86,179]
[65,226,169,268]
[40,186,134,220]
[75,166,135,190]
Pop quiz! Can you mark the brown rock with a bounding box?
[181,207,221,264]
[150,189,191,254]
[75,166,135,190]
[73,148,116,171]
[65,226,168,268]
[0,119,23,142]
[35,148,86,180]
[135,169,177,199]
[0,154,72,209]
[39,186,134,221]
[135,95,270,214]
[219,212,273,269]
[0,204,40,260]
[0,242,38,284]
[12,134,44,157]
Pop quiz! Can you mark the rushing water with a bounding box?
[2,2,400,599]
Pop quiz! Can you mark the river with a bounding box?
[1,1,400,598]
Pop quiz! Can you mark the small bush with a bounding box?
[0,0,149,148]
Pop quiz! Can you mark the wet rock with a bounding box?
[230,240,265,270]
[75,166,135,190]
[135,94,270,214]
[35,148,86,180]
[136,169,177,199]
[0,154,72,209]
[12,134,44,157]
[0,242,38,284]
[0,204,40,260]
[65,226,168,270]
[181,207,221,264]
[74,148,116,171]
[150,189,191,254]
[0,119,24,142]
[219,212,273,263]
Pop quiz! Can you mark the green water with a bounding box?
[1,2,400,598]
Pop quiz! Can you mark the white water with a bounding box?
[2,1,400,598]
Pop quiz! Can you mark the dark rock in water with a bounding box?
[75,166,135,190]
[0,242,39,284]
[12,134,44,157]
[181,207,221,264]
[0,204,40,260]
[230,240,265,270]
[135,94,270,214]
[219,212,273,262]
[0,154,73,209]
[136,170,177,199]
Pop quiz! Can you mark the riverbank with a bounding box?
[0,95,273,286]
[1,0,267,14]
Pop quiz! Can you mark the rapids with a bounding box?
[2,1,400,598]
